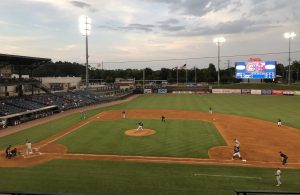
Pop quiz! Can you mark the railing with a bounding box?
[235,189,300,195]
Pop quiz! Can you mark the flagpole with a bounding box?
[177,67,179,86]
[194,66,197,84]
[185,68,187,84]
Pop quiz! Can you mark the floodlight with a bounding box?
[79,15,91,36]
[284,32,296,39]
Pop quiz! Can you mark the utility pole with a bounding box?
[227,60,230,69]
[143,68,145,90]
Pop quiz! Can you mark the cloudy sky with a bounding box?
[0,0,299,69]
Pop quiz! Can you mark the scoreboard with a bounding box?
[235,61,276,79]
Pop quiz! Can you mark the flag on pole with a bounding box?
[180,64,187,70]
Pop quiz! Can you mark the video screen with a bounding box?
[235,61,276,79]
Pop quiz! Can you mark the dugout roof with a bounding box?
[0,53,51,66]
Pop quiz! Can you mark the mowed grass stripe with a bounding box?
[56,119,225,158]
[0,159,300,195]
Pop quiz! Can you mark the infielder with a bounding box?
[232,146,242,160]
[234,138,240,147]
[122,111,126,119]
[275,168,282,186]
[209,107,213,114]
[137,122,144,131]
[161,115,166,122]
[277,119,282,127]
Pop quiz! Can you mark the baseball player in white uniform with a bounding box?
[275,168,282,186]
[25,140,33,155]
[209,107,213,114]
[137,122,144,131]
[234,138,240,147]
[277,119,282,127]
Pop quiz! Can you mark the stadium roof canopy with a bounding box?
[0,53,51,66]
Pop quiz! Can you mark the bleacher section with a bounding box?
[0,102,25,116]
[0,89,133,129]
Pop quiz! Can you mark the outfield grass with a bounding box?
[0,159,300,195]
[115,94,300,129]
[56,119,225,158]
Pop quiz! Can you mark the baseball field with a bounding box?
[1,94,300,195]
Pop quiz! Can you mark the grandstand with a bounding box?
[0,54,134,129]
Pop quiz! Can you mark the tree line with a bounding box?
[17,60,300,83]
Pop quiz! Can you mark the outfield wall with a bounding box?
[212,88,299,96]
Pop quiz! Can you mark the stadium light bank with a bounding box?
[79,15,91,90]
[284,32,296,85]
[213,37,226,86]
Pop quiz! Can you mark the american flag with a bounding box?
[179,64,186,69]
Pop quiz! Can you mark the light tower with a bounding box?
[79,15,91,89]
[284,32,296,85]
[213,37,226,86]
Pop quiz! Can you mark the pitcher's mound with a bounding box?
[125,129,156,137]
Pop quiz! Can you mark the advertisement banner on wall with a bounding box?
[172,91,193,94]
[294,91,300,96]
[272,90,284,95]
[261,89,272,95]
[144,89,152,94]
[222,89,242,94]
[212,89,223,94]
[251,89,262,95]
[194,91,208,94]
[241,89,251,94]
[158,88,167,94]
[283,91,294,96]
[212,89,241,94]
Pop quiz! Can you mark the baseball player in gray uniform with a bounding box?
[275,168,282,186]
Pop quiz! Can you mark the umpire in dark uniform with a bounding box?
[279,151,288,165]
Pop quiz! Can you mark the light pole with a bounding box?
[79,15,92,90]
[213,37,226,86]
[284,32,296,85]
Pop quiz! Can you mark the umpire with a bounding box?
[279,151,288,165]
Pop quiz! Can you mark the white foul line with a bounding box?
[38,112,105,149]
[193,173,262,180]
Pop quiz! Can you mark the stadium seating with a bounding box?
[0,89,133,127]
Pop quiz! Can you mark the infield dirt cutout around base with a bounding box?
[124,129,156,136]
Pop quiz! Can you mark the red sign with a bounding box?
[249,57,262,62]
